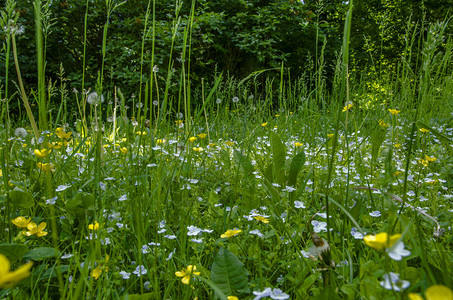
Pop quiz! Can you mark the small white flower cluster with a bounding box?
[380,272,410,291]
[386,242,411,261]
[311,220,328,233]
[186,225,213,243]
[253,287,290,300]
[350,227,365,239]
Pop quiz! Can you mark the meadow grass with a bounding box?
[1,0,453,299]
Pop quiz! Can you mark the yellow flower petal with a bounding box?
[408,293,424,300]
[34,148,52,158]
[221,229,242,238]
[26,222,38,232]
[425,285,453,300]
[419,128,430,133]
[88,221,100,230]
[11,216,31,228]
[363,232,401,250]
[0,254,33,289]
[425,155,437,162]
[342,104,353,112]
[38,222,47,231]
[388,109,401,115]
[181,275,190,285]
[91,266,102,280]
[36,231,48,237]
[254,216,269,223]
[0,253,11,274]
[175,271,186,277]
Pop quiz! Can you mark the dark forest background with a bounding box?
[1,0,452,107]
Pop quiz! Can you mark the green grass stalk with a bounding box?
[34,0,47,131]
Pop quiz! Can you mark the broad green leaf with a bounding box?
[233,150,254,176]
[0,244,29,264]
[8,187,34,209]
[287,150,306,187]
[270,132,286,186]
[65,192,94,217]
[341,283,356,299]
[370,126,387,163]
[40,265,70,280]
[263,163,273,184]
[211,247,248,296]
[23,247,59,261]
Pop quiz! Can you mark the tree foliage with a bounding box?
[0,0,451,105]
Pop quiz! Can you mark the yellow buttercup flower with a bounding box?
[227,296,239,300]
[136,131,147,136]
[419,158,429,167]
[388,109,400,115]
[261,122,268,127]
[425,179,438,185]
[379,119,389,128]
[225,141,235,147]
[342,104,353,112]
[254,215,269,224]
[193,147,204,152]
[0,253,33,289]
[88,221,100,231]
[46,142,61,150]
[394,143,401,148]
[11,216,31,228]
[294,142,303,147]
[34,148,52,158]
[425,285,453,300]
[197,133,207,139]
[156,139,166,145]
[363,232,401,250]
[25,222,48,237]
[221,229,242,238]
[120,147,128,154]
[37,162,54,172]
[55,128,72,139]
[425,155,437,162]
[175,265,200,285]
[188,136,197,143]
[91,266,102,280]
[419,128,430,133]
[91,255,109,280]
